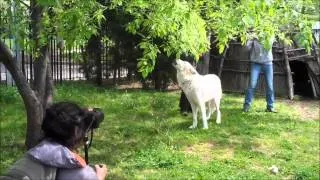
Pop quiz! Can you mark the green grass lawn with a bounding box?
[0,82,319,179]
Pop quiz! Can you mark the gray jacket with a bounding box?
[246,39,274,64]
[1,140,98,180]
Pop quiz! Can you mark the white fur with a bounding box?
[173,59,222,129]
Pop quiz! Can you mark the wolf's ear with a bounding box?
[190,68,197,75]
[185,66,197,75]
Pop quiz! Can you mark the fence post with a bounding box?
[283,47,294,100]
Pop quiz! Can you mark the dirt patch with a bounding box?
[114,81,180,90]
[183,142,214,162]
[251,139,275,157]
[249,161,265,172]
[183,142,234,162]
[280,98,319,121]
[116,82,143,89]
[140,169,156,175]
[214,148,234,160]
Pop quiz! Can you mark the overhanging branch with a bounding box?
[17,0,31,9]
[0,40,38,106]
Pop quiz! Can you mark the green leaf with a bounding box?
[37,0,58,6]
[218,44,225,54]
[93,9,106,26]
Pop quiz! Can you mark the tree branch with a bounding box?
[0,40,38,108]
[17,0,31,9]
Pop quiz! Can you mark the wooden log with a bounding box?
[222,69,249,73]
[229,42,242,45]
[222,68,286,75]
[312,41,320,70]
[283,47,294,100]
[225,58,283,62]
[286,48,306,52]
[273,58,284,62]
[288,54,314,61]
[308,70,318,98]
[225,59,250,62]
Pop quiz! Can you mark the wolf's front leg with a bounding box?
[214,98,221,124]
[189,104,198,129]
[200,104,208,129]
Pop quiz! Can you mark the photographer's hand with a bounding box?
[95,164,108,180]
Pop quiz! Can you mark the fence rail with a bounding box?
[0,38,130,86]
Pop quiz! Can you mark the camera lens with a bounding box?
[91,109,104,129]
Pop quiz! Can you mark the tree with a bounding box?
[111,0,316,76]
[102,7,142,85]
[202,0,317,53]
[111,0,210,78]
[0,0,105,149]
[110,0,316,113]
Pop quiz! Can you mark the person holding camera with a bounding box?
[1,102,108,180]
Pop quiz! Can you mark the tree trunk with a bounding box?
[154,70,162,90]
[179,92,192,113]
[28,0,50,148]
[178,58,193,113]
[87,35,102,85]
[196,54,210,75]
[30,46,50,148]
[25,101,43,148]
[0,0,54,149]
[45,59,54,107]
[179,33,211,113]
[0,41,42,149]
[33,46,48,102]
[196,33,211,75]
[112,46,121,85]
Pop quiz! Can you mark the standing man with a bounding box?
[243,37,276,112]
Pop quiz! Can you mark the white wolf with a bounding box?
[173,59,222,129]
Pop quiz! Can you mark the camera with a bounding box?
[83,108,104,164]
[84,108,104,130]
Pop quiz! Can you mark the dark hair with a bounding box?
[42,102,88,149]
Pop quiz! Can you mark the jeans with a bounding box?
[244,62,274,109]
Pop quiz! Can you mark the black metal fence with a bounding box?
[0,38,130,86]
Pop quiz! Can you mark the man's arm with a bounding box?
[246,39,254,50]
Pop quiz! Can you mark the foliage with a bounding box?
[110,0,317,77]
[0,0,30,47]
[1,82,319,179]
[0,0,105,54]
[190,0,317,53]
[111,0,209,78]
[50,0,106,48]
[1,0,317,77]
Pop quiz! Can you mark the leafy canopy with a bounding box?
[112,0,209,78]
[1,0,317,77]
[113,0,317,77]
[0,0,105,52]
[191,0,317,53]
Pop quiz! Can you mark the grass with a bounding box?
[0,82,319,179]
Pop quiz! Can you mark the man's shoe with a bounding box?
[265,108,277,113]
[243,105,250,112]
[181,111,189,116]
